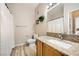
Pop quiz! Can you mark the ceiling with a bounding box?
[6,3,39,14]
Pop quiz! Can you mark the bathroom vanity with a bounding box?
[36,36,65,56]
[36,36,79,56]
[36,40,64,56]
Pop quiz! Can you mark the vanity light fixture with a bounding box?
[46,3,57,9]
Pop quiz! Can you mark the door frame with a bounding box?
[71,9,79,34]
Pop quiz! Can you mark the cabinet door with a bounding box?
[43,43,63,56]
[36,40,43,56]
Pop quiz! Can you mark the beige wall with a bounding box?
[35,3,47,36]
[64,3,79,34]
[7,4,37,45]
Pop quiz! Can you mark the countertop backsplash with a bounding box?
[47,32,79,43]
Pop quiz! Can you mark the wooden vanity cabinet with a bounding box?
[36,40,43,56]
[36,39,65,56]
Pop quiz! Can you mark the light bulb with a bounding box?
[49,3,52,6]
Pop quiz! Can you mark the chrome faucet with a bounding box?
[59,33,63,40]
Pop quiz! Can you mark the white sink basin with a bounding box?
[39,36,72,49]
[48,39,72,49]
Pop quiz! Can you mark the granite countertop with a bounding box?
[35,35,79,56]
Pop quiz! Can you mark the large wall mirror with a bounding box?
[47,3,79,35]
[47,3,64,33]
